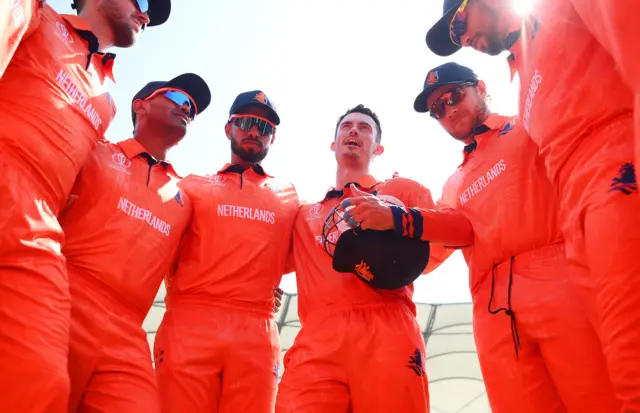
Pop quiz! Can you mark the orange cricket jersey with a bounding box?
[0,3,116,212]
[59,139,191,321]
[508,0,637,184]
[292,175,435,324]
[439,115,562,293]
[165,164,299,310]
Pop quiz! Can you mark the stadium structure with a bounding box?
[144,289,491,413]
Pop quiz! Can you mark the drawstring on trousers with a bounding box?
[487,256,521,358]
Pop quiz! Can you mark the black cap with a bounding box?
[131,73,211,125]
[322,206,431,290]
[229,90,280,126]
[426,0,464,57]
[71,0,171,27]
[146,0,171,27]
[413,62,478,113]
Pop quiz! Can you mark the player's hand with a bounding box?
[273,287,284,313]
[343,184,395,231]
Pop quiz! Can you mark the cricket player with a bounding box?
[275,104,472,413]
[59,73,210,413]
[424,1,640,409]
[154,90,299,413]
[0,0,170,411]
[347,62,620,413]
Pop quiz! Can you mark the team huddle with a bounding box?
[1,0,639,412]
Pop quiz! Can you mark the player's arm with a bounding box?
[345,182,474,246]
[570,0,640,161]
[0,0,43,78]
[390,204,473,246]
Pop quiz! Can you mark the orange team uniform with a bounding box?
[58,138,191,413]
[154,163,299,413]
[0,2,116,412]
[276,175,452,413]
[413,115,619,412]
[508,1,640,409]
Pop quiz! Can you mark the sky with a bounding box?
[50,0,522,304]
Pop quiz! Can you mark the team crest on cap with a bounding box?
[426,71,439,86]
[254,92,267,104]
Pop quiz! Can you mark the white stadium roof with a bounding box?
[144,290,491,413]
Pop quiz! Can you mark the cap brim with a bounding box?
[164,73,212,115]
[147,0,171,27]
[414,88,434,113]
[234,103,281,126]
[425,6,462,57]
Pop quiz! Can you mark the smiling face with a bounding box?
[133,89,193,143]
[457,0,512,56]
[331,112,383,168]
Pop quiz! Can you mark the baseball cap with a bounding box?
[426,0,465,57]
[413,62,478,113]
[322,206,431,290]
[229,90,280,126]
[131,73,211,125]
[71,0,171,27]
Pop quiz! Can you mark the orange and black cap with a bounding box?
[426,0,464,57]
[413,62,478,113]
[131,73,211,125]
[229,90,280,126]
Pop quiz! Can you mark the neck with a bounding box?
[335,165,369,189]
[79,9,114,51]
[231,154,259,169]
[134,128,176,161]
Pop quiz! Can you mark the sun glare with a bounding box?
[512,0,539,16]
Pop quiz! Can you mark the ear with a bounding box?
[374,144,384,156]
[132,99,145,116]
[330,141,336,152]
[476,80,487,99]
[224,122,232,140]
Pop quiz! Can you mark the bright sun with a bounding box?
[512,0,539,15]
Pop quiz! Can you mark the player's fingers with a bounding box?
[349,183,368,195]
[340,198,353,209]
[343,209,359,228]
[358,210,372,230]
[274,287,284,299]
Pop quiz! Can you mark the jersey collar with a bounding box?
[217,163,274,178]
[322,174,381,201]
[60,14,116,82]
[506,15,540,82]
[460,114,513,164]
[116,138,181,177]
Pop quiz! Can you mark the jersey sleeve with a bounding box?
[390,203,473,247]
[0,0,42,78]
[394,177,469,275]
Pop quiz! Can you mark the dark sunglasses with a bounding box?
[449,0,470,47]
[429,85,472,120]
[230,115,276,136]
[145,88,198,119]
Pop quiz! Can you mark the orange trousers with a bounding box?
[67,273,159,413]
[557,114,640,411]
[473,243,619,413]
[0,157,70,413]
[275,300,430,413]
[154,299,280,413]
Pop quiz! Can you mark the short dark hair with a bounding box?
[335,104,382,143]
